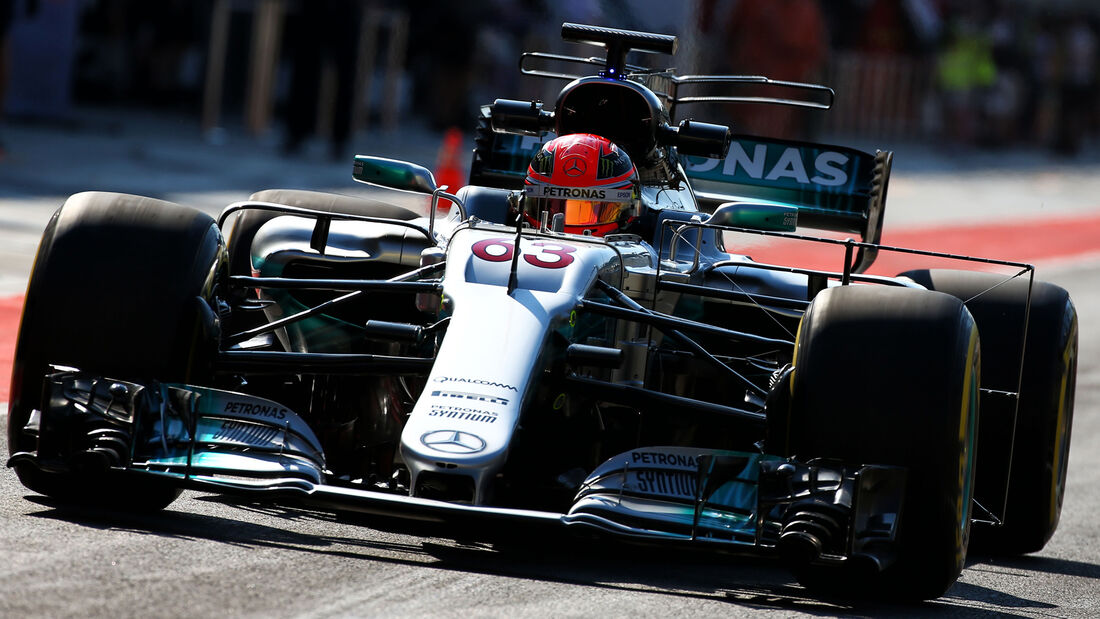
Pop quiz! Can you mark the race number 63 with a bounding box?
[471,238,577,269]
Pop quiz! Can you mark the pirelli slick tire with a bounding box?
[468,107,529,191]
[782,285,980,601]
[902,269,1077,555]
[468,106,494,188]
[8,192,225,510]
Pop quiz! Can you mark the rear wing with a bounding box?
[687,136,892,274]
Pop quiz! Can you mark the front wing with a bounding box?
[9,370,906,570]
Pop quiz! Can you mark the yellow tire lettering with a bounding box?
[1050,315,1077,524]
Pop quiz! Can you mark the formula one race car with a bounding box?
[7,24,1077,601]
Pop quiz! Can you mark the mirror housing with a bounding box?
[705,202,798,232]
[490,99,555,136]
[353,156,437,193]
[657,119,731,159]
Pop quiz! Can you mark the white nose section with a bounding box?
[398,228,621,504]
[399,284,554,503]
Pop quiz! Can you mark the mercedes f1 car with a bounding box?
[7,24,1077,601]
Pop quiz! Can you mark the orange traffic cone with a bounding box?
[434,127,464,213]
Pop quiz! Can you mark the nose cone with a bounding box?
[401,425,509,504]
[419,429,490,455]
[406,427,503,466]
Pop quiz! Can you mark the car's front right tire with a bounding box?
[777,284,979,601]
[8,192,225,510]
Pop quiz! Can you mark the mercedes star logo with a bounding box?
[563,157,587,177]
[421,430,487,454]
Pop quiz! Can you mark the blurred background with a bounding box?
[1,0,1098,164]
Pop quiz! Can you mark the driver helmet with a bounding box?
[523,133,638,236]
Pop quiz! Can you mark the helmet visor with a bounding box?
[525,183,633,227]
[564,199,624,226]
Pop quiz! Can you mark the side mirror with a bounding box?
[353,156,437,193]
[657,120,731,159]
[489,99,555,136]
[705,202,798,232]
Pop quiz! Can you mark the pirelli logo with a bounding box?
[430,390,510,406]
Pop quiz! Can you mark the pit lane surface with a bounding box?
[2,118,1100,616]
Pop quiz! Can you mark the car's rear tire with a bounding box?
[468,107,525,191]
[778,285,979,600]
[901,269,1077,555]
[7,192,225,510]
